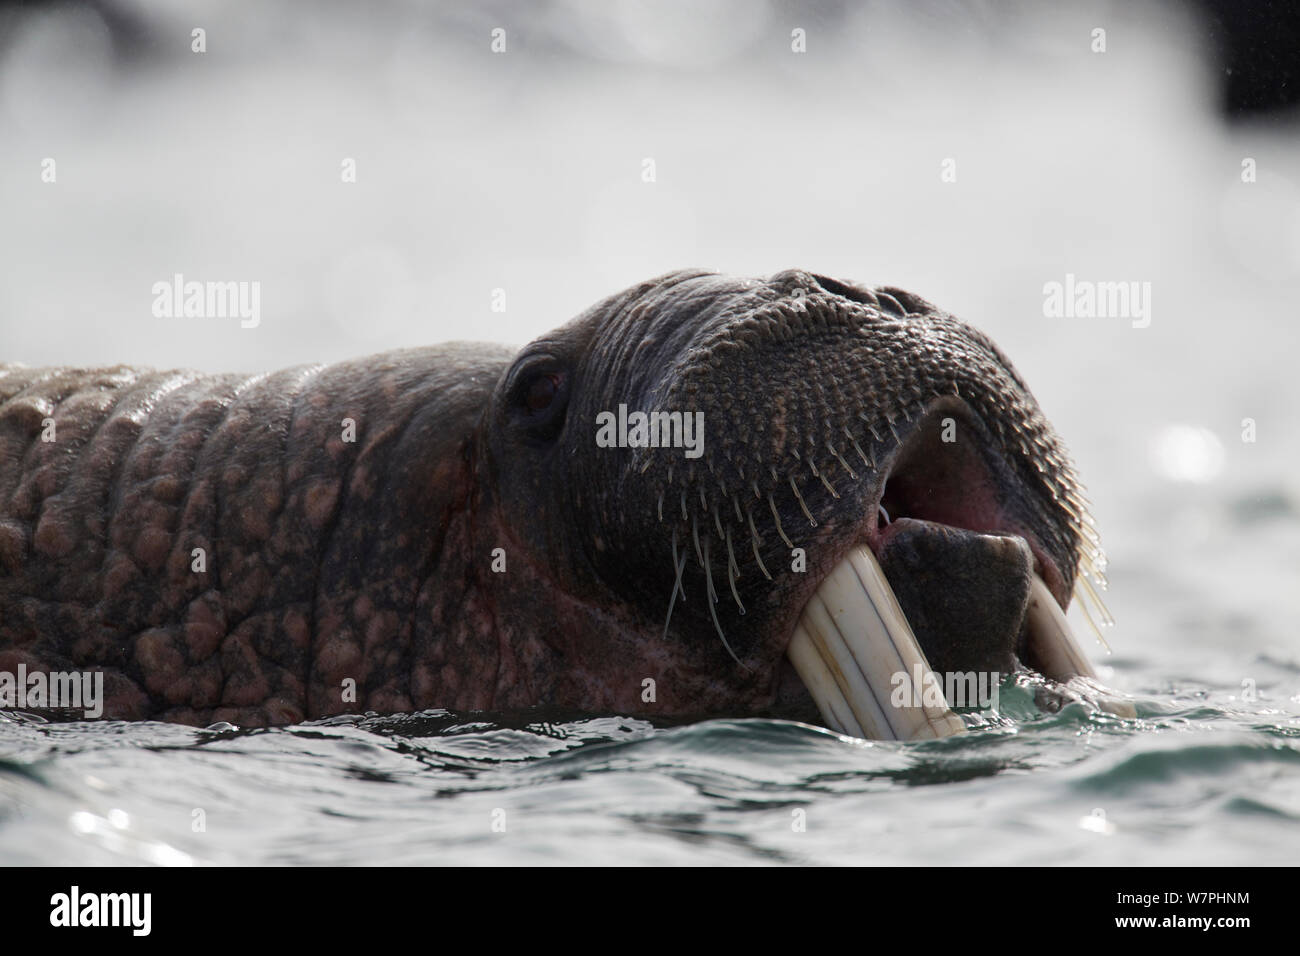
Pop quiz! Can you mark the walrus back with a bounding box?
[0,345,513,724]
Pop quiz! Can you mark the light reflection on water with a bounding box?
[0,1,1297,864]
[2,687,1299,865]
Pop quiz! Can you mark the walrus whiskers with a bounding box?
[808,457,839,498]
[1077,573,1114,626]
[1080,550,1109,588]
[673,527,687,597]
[662,527,689,641]
[746,508,772,580]
[768,493,793,549]
[1072,583,1109,648]
[788,477,817,526]
[827,441,857,480]
[724,527,745,615]
[702,537,744,666]
[844,427,870,469]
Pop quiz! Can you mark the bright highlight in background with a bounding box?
[1149,424,1225,484]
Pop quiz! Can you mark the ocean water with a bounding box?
[2,1,1299,865]
[2,684,1299,865]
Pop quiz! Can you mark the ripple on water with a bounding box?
[0,688,1297,865]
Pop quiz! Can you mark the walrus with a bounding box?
[0,269,1127,736]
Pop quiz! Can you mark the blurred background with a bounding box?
[1,0,1298,689]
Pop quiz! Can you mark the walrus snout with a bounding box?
[777,391,1115,740]
[542,268,1129,738]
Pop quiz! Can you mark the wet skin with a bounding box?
[0,270,1089,726]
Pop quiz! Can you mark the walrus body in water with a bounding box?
[0,269,1127,735]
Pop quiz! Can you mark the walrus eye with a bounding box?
[507,359,571,441]
[526,374,560,412]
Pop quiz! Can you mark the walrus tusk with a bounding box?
[786,546,966,741]
[1024,574,1136,718]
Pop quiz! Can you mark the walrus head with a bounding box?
[479,269,1118,739]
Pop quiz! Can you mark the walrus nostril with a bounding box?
[804,273,892,311]
[804,273,911,317]
[874,292,907,317]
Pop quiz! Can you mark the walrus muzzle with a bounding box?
[580,269,1134,742]
[784,454,1134,740]
[786,537,1130,741]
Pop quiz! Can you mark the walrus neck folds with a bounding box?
[0,269,1124,733]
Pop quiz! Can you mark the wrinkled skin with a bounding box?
[0,270,1087,726]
